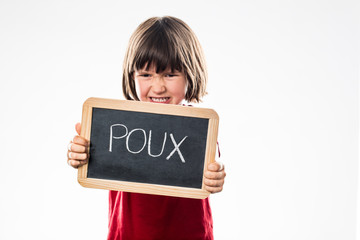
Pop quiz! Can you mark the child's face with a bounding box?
[134,64,187,105]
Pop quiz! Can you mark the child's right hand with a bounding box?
[67,123,89,168]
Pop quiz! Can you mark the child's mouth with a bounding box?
[150,97,170,103]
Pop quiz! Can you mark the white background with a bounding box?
[0,0,359,239]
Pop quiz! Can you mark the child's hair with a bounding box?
[122,16,208,103]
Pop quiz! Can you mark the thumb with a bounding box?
[208,161,224,172]
[75,122,81,135]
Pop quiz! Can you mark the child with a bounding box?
[67,16,226,240]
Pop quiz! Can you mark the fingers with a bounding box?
[204,171,225,188]
[73,135,88,147]
[204,170,226,180]
[204,185,224,194]
[204,161,226,194]
[204,175,225,193]
[67,149,89,168]
[68,142,86,153]
[204,176,224,186]
[68,151,88,160]
[67,131,90,169]
[67,159,87,168]
[204,172,224,193]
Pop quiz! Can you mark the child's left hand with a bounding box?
[204,162,226,193]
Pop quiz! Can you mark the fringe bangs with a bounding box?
[133,20,183,73]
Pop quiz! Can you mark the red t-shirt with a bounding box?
[107,191,213,240]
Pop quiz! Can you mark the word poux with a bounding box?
[108,124,188,163]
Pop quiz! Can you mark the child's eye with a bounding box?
[165,74,177,77]
[140,74,151,77]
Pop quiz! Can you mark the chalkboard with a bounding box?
[78,97,219,199]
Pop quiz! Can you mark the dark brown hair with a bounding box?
[122,16,207,103]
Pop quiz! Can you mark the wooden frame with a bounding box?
[78,97,219,199]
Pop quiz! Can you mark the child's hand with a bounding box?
[67,123,89,168]
[204,162,226,194]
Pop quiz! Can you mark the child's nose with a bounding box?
[151,77,166,93]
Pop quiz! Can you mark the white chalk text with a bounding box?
[109,124,188,163]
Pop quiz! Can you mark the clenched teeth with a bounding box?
[151,97,170,103]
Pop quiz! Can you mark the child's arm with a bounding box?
[204,162,226,194]
[67,123,89,168]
